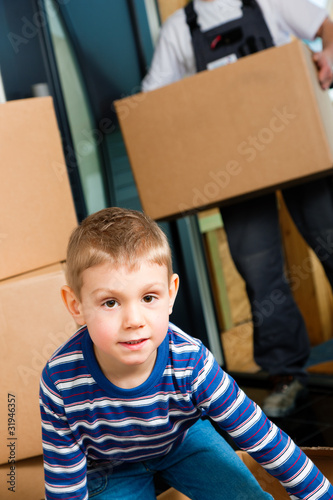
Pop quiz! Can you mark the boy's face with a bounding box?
[62,261,179,385]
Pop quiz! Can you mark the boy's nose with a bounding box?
[122,303,145,329]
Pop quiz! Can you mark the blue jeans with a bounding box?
[221,177,333,381]
[87,418,273,499]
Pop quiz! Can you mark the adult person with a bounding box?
[142,0,333,418]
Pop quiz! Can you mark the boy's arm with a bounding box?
[40,368,88,500]
[313,17,333,89]
[191,346,333,499]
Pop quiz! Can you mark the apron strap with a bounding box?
[184,0,273,72]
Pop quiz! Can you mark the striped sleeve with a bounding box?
[40,365,88,500]
[190,343,333,499]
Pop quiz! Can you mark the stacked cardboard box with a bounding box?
[0,97,78,498]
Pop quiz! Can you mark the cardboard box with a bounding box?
[0,97,77,280]
[236,448,333,499]
[0,263,77,464]
[115,40,333,220]
[0,455,45,500]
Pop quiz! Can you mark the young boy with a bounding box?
[40,207,333,500]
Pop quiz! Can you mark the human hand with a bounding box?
[313,50,333,90]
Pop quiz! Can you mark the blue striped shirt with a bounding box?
[40,323,333,499]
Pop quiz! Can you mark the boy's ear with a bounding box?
[168,273,179,315]
[61,285,85,326]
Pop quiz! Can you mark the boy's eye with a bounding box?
[143,295,155,303]
[103,299,117,309]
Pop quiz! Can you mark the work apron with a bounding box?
[185,0,274,72]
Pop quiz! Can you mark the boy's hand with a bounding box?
[313,50,333,90]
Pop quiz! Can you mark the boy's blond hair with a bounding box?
[66,207,173,298]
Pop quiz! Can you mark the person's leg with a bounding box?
[146,418,273,500]
[282,177,333,289]
[221,195,310,381]
[87,459,156,499]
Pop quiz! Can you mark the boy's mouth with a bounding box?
[120,338,148,349]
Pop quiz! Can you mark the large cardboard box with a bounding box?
[115,40,333,220]
[236,448,333,499]
[0,263,77,464]
[0,97,77,279]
